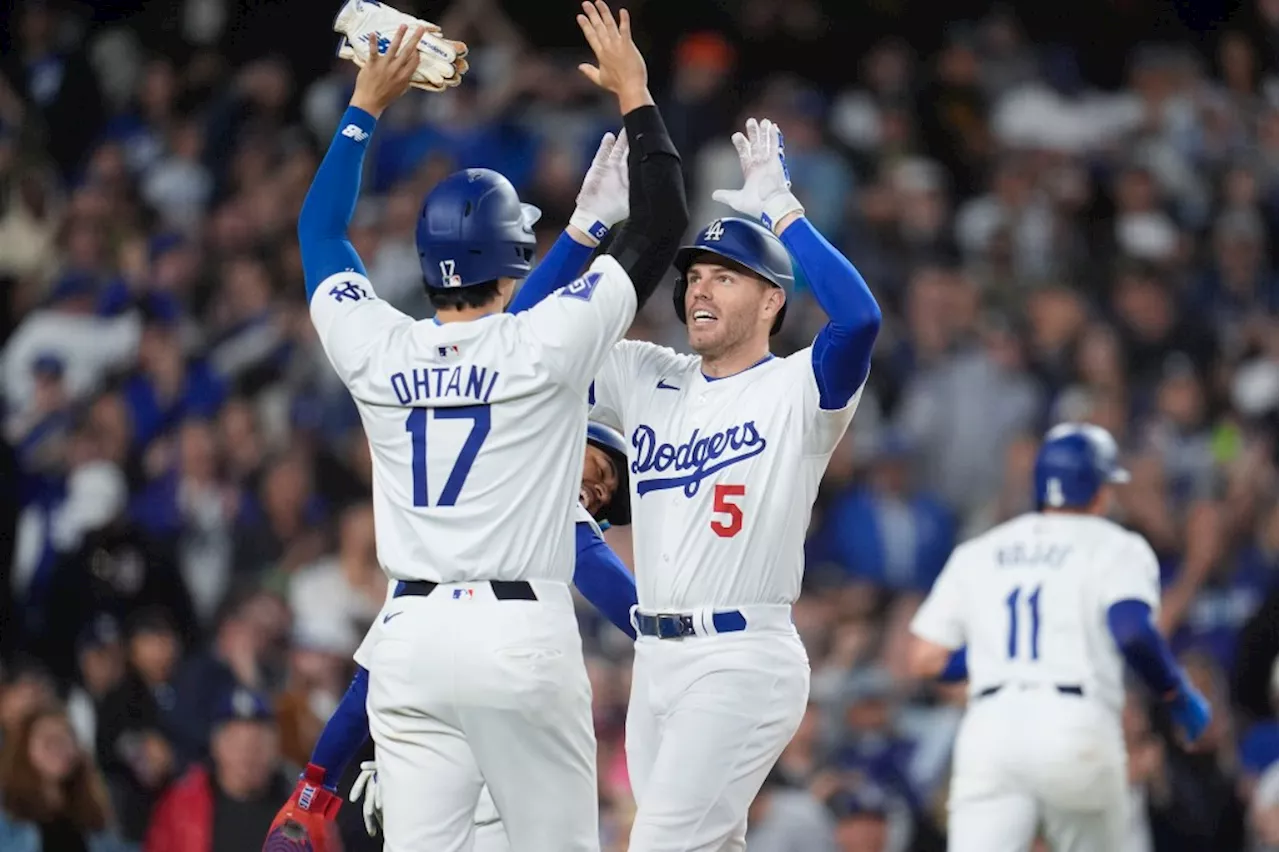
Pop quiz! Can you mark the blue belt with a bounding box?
[635,610,747,639]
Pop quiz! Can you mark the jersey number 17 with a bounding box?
[404,406,490,507]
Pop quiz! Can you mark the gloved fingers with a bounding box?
[729,131,751,168]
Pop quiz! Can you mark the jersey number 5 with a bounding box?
[404,405,491,507]
[710,484,746,538]
[1005,585,1043,660]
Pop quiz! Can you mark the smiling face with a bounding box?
[683,254,784,360]
[580,444,620,518]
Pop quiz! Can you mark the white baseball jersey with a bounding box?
[911,512,1162,713]
[590,342,863,610]
[310,256,636,584]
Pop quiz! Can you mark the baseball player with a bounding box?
[506,116,883,851]
[908,422,1212,852]
[289,6,686,849]
[266,424,637,852]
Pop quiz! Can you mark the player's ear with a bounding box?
[761,284,784,325]
[498,277,518,308]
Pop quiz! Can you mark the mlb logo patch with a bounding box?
[452,588,474,600]
[560,272,602,302]
[437,344,460,358]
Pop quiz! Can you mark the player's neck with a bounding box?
[434,304,504,324]
[700,341,773,379]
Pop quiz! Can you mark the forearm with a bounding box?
[780,218,881,407]
[606,105,687,310]
[298,106,375,300]
[308,666,371,789]
[573,523,638,639]
[508,230,597,314]
[1108,600,1183,696]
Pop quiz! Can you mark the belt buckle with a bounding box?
[656,613,696,639]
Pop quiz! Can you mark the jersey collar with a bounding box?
[700,353,776,383]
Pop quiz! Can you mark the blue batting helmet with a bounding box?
[586,422,630,526]
[672,217,796,335]
[1033,423,1130,510]
[416,169,540,289]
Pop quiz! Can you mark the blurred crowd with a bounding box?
[0,0,1276,850]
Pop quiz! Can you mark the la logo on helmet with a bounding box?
[704,220,725,241]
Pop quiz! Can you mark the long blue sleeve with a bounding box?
[309,665,370,789]
[573,522,638,639]
[1107,599,1183,696]
[779,217,882,409]
[298,106,377,300]
[508,231,596,314]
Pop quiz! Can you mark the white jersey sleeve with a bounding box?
[516,254,637,393]
[590,339,699,432]
[780,346,867,458]
[1096,531,1162,611]
[909,545,968,650]
[309,271,412,389]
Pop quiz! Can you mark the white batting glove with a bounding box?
[569,130,630,245]
[348,760,382,837]
[334,0,468,92]
[711,117,805,233]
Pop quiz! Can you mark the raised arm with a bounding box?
[576,1,687,310]
[711,118,881,407]
[298,25,428,301]
[509,130,631,314]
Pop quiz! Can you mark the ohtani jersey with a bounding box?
[590,343,863,611]
[911,513,1162,713]
[309,256,636,584]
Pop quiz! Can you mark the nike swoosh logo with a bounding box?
[382,612,402,624]
[657,380,680,391]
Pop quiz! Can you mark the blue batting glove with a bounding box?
[1167,681,1211,742]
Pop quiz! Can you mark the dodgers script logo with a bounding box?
[631,422,767,497]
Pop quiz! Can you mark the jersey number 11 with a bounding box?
[1005,585,1043,661]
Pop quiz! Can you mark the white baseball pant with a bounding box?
[947,685,1129,852]
[625,608,809,852]
[366,580,599,852]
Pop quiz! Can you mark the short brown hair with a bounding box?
[0,707,113,833]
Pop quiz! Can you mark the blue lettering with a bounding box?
[465,367,485,400]
[483,370,499,402]
[444,366,462,397]
[432,367,447,397]
[413,368,431,400]
[391,373,411,405]
[631,421,768,497]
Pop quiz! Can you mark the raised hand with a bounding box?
[571,130,630,242]
[576,1,652,114]
[710,117,805,233]
[350,24,430,118]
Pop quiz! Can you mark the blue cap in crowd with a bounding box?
[213,687,275,726]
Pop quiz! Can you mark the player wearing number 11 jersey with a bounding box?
[908,423,1211,852]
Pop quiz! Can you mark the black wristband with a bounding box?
[622,105,680,160]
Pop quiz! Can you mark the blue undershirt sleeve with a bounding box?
[308,665,370,790]
[1107,599,1183,696]
[573,522,638,639]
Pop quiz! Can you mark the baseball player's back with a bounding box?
[292,8,689,850]
[312,260,632,585]
[909,423,1211,852]
[914,512,1158,715]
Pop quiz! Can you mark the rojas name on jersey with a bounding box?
[631,422,766,497]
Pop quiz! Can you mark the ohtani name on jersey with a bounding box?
[631,422,766,497]
[389,366,500,405]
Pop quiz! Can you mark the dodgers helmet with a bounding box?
[672,217,796,335]
[1033,423,1130,510]
[416,169,540,289]
[586,422,630,526]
